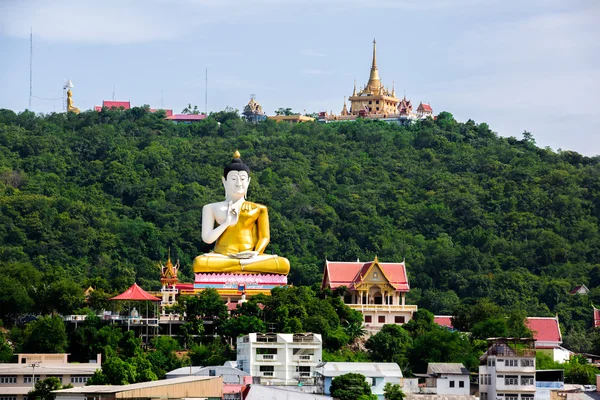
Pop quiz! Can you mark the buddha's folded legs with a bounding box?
[193,253,290,275]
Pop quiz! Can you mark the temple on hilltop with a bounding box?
[321,257,417,333]
[242,95,267,123]
[318,39,433,125]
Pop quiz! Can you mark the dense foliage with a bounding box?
[1,107,600,375]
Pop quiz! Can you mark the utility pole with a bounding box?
[205,68,208,115]
[29,27,33,110]
[29,362,40,391]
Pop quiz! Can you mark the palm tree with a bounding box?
[344,320,367,350]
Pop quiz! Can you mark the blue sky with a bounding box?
[1,0,598,155]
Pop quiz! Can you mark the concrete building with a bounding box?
[315,362,402,400]
[236,333,322,385]
[478,338,536,400]
[0,354,100,400]
[422,363,470,395]
[53,376,222,400]
[321,258,417,332]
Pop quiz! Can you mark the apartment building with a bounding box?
[236,333,322,385]
[479,338,536,400]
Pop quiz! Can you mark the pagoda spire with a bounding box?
[352,80,357,96]
[392,81,396,97]
[367,38,381,92]
[372,38,377,68]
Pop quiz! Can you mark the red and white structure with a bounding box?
[594,306,600,328]
[321,257,417,331]
[525,316,571,363]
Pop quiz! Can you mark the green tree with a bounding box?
[365,325,412,366]
[330,373,374,400]
[22,316,68,353]
[28,377,72,400]
[384,382,405,400]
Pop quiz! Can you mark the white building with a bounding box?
[316,362,402,400]
[525,317,571,363]
[236,333,322,386]
[0,354,100,400]
[423,363,470,395]
[479,338,536,400]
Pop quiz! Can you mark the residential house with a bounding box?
[423,363,470,395]
[316,362,402,400]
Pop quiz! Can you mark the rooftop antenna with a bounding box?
[112,84,115,101]
[29,27,32,110]
[160,89,164,109]
[205,68,208,115]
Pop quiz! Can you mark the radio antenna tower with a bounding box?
[29,27,33,110]
[205,68,208,115]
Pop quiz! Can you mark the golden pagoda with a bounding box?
[348,39,399,116]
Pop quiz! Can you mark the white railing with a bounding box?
[348,304,418,312]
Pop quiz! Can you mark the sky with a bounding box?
[0,0,599,155]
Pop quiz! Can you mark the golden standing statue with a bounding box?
[192,151,290,275]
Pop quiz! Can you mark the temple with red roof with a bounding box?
[526,316,571,363]
[94,100,173,117]
[321,257,417,331]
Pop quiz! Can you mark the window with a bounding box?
[0,397,17,400]
[369,101,372,104]
[394,316,405,323]
[365,315,372,323]
[479,374,491,385]
[376,100,380,104]
[449,380,455,388]
[378,316,385,323]
[521,376,534,386]
[70,376,90,384]
[506,395,518,400]
[459,381,465,388]
[487,359,496,367]
[505,376,519,385]
[344,295,352,304]
[224,394,241,400]
[0,376,16,384]
[505,359,518,367]
[481,392,488,400]
[259,366,274,376]
[521,359,534,367]
[296,366,311,377]
[24,377,40,384]
[209,369,216,377]
[522,395,534,400]
[369,377,377,386]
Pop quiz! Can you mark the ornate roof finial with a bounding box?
[353,80,357,97]
[168,247,171,262]
[392,81,396,97]
[234,150,241,158]
[374,255,379,264]
[372,38,377,68]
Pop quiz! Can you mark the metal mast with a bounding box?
[29,28,33,110]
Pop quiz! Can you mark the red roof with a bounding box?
[149,108,174,117]
[165,114,207,121]
[322,260,410,291]
[109,283,160,301]
[434,315,454,329]
[526,317,562,344]
[102,100,131,110]
[418,103,432,112]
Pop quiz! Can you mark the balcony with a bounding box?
[293,355,313,362]
[495,383,536,392]
[256,354,278,362]
[348,304,418,312]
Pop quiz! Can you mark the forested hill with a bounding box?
[1,108,599,332]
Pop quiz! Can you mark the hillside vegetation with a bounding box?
[0,107,599,344]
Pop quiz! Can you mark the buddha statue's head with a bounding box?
[222,150,251,200]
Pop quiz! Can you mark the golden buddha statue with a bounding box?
[192,151,290,275]
[67,89,80,114]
